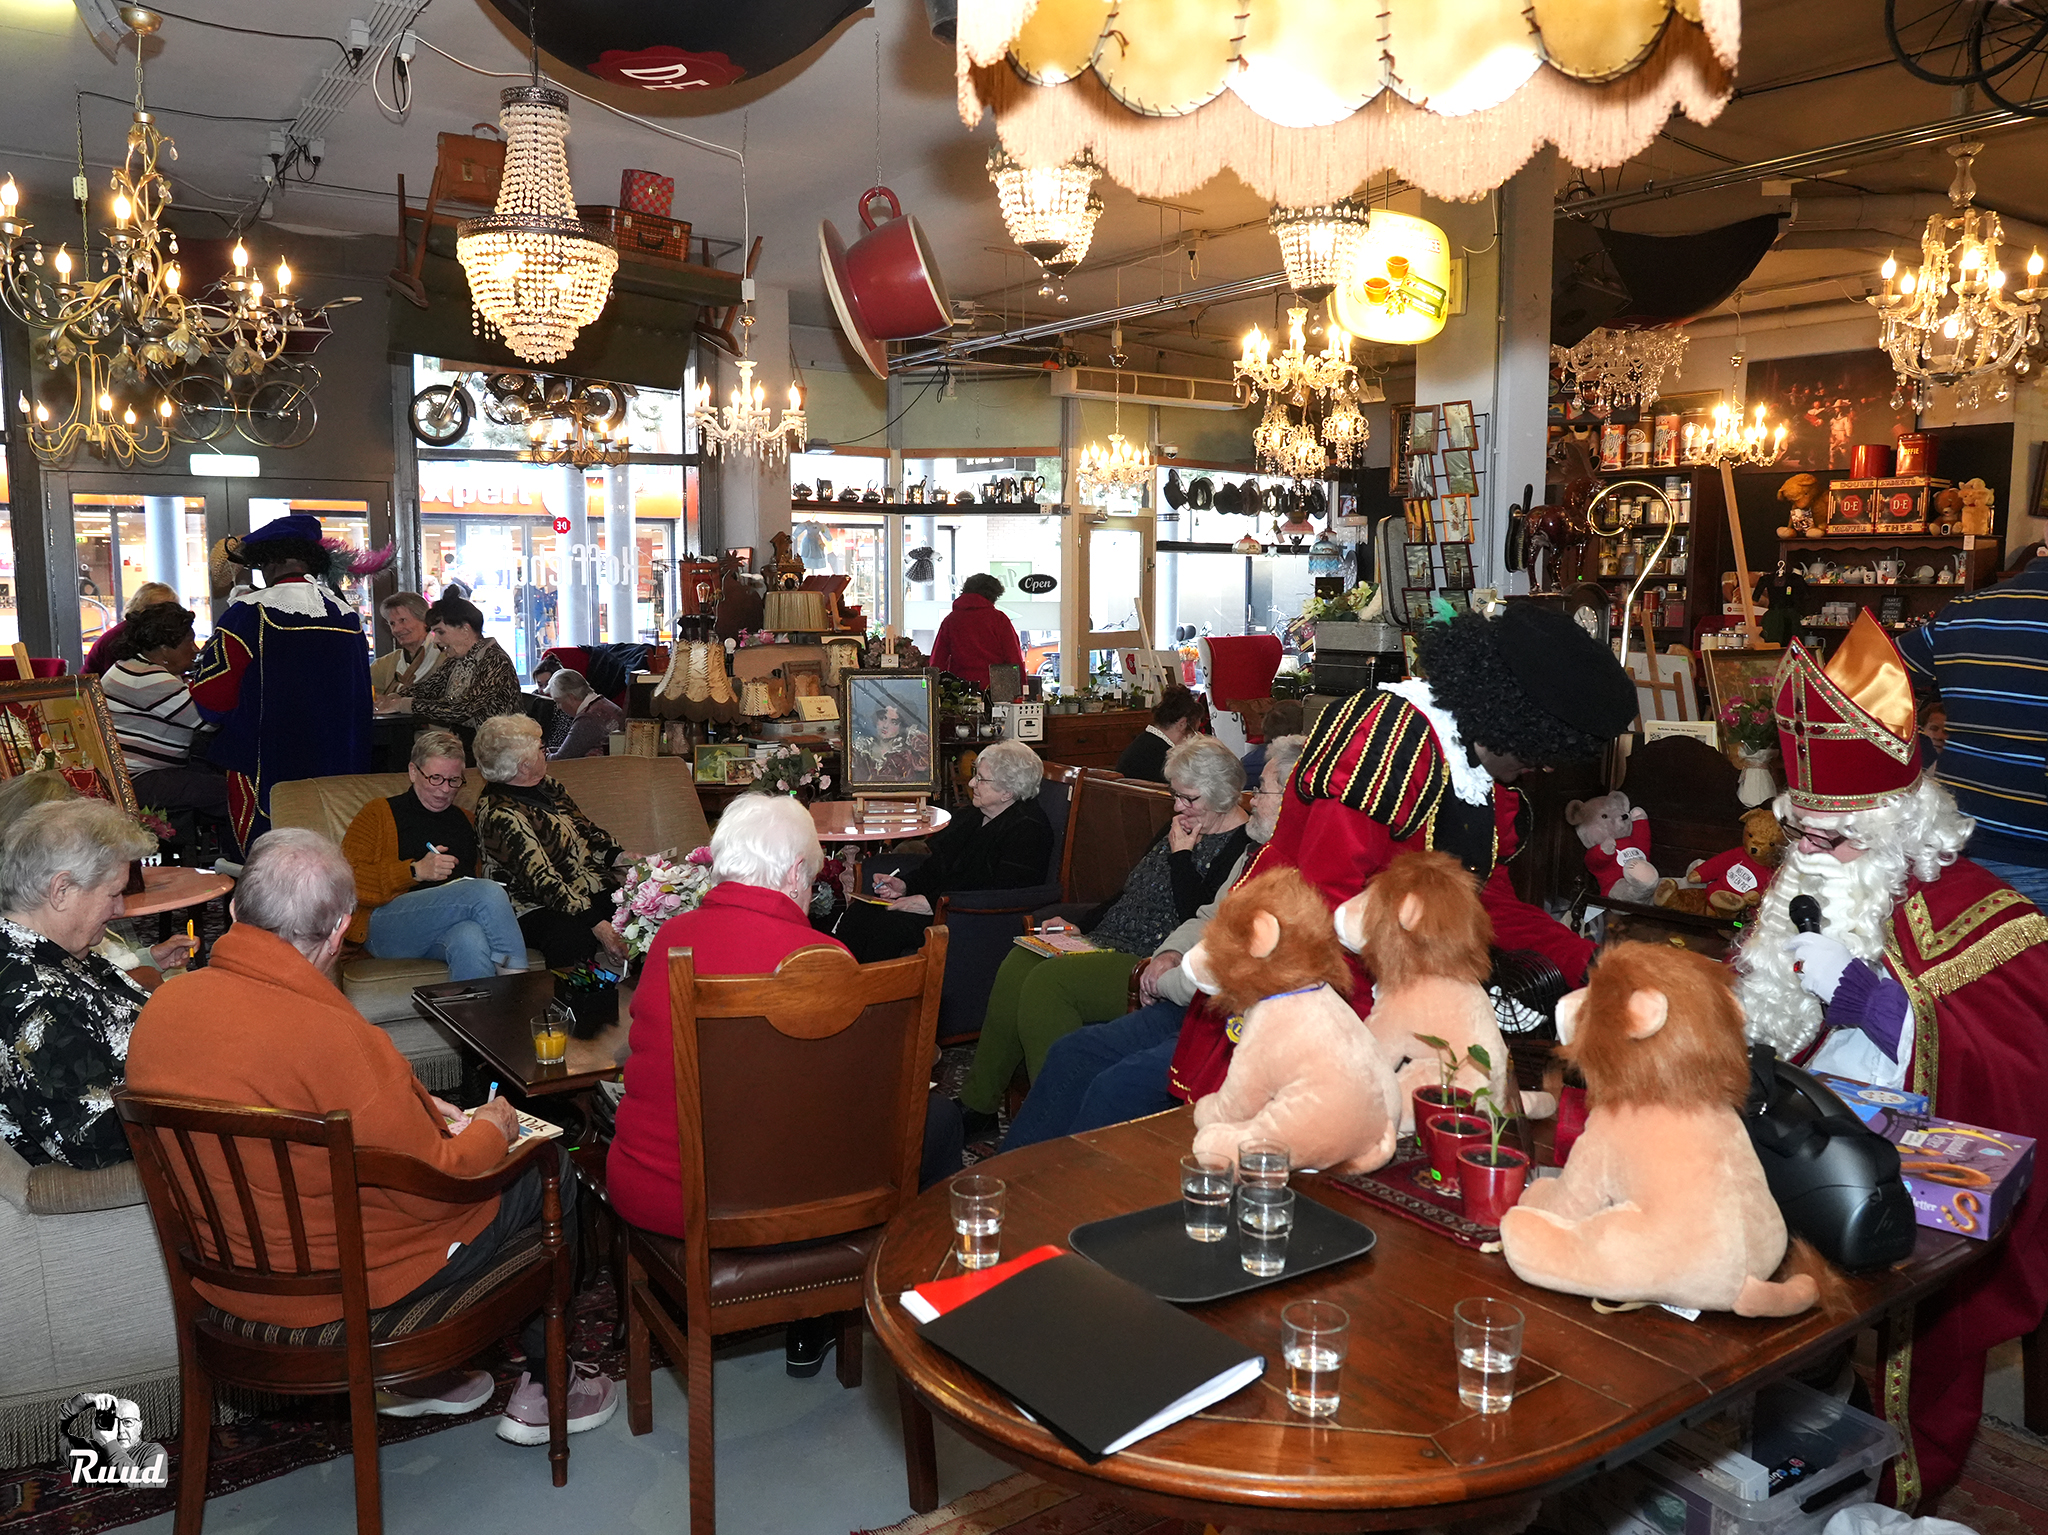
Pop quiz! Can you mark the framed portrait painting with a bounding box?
[0,675,137,814]
[843,669,939,797]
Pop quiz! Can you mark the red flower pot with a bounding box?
[1413,1084,1474,1139]
[1552,1084,1589,1167]
[1425,1113,1489,1184]
[1457,1145,1531,1226]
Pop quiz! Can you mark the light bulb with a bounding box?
[52,245,70,277]
[250,278,263,301]
[157,397,172,418]
[163,263,180,292]
[97,391,113,413]
[1901,271,1916,295]
[122,406,136,425]
[0,177,16,212]
[2031,248,2045,278]
[1992,267,2007,289]
[112,192,131,226]
[231,241,247,272]
[1881,253,1896,281]
[1942,313,1960,339]
[787,384,800,409]
[275,259,291,290]
[1961,245,1983,270]
[12,393,23,415]
[33,402,47,422]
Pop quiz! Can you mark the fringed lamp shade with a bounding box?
[958,0,1739,205]
[457,86,618,365]
[1269,199,1370,303]
[988,149,1102,263]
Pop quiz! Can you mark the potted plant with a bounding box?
[1719,692,1780,809]
[1423,1107,1490,1184]
[1456,1085,1532,1225]
[1412,1035,1488,1147]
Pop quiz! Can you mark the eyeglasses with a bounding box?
[1779,817,1852,852]
[1172,791,1204,806]
[414,770,464,789]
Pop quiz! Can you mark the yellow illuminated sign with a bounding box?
[1334,211,1451,345]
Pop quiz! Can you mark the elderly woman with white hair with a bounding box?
[837,738,1055,964]
[605,793,964,1377]
[954,734,1251,1137]
[472,713,627,969]
[0,799,191,1171]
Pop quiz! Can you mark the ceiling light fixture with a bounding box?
[693,318,805,463]
[988,149,1102,296]
[1268,199,1371,304]
[1551,327,1690,417]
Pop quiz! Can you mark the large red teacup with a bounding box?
[835,186,950,340]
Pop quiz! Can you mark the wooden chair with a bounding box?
[116,1094,572,1535]
[621,929,948,1535]
[1057,769,1177,910]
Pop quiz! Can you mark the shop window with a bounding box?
[72,494,214,650]
[411,358,686,455]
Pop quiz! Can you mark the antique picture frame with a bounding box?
[1703,648,1787,737]
[1406,405,1438,453]
[1442,400,1476,450]
[1441,542,1474,588]
[843,668,939,797]
[1403,543,1436,589]
[1403,498,1436,544]
[0,674,138,814]
[693,742,752,786]
[1441,588,1471,614]
[1440,494,1473,544]
[1441,447,1478,496]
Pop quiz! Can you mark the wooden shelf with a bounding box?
[1781,532,1975,545]
[1800,581,1954,589]
[791,500,1071,515]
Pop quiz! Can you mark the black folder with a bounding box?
[916,1252,1265,1461]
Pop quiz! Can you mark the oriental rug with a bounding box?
[0,1277,642,1535]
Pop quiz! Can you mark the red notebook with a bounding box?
[898,1245,1063,1323]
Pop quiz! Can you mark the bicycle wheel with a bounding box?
[1974,3,2048,113]
[163,372,230,444]
[239,380,318,450]
[410,382,472,446]
[1887,0,1993,84]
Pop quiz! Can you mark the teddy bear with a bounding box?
[1187,869,1402,1174]
[1332,850,1551,1132]
[1775,473,1825,539]
[1957,477,1995,537]
[1655,806,1785,916]
[1565,791,1659,903]
[1498,943,1834,1317]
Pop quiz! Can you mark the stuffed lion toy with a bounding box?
[1499,943,1831,1317]
[1186,869,1401,1174]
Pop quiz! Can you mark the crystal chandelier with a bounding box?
[1268,199,1370,304]
[1273,420,1329,481]
[1550,327,1689,416]
[1681,356,1786,466]
[1320,387,1369,467]
[988,149,1102,295]
[457,85,617,365]
[1871,143,2045,411]
[1236,307,1355,405]
[692,323,805,462]
[1078,431,1152,498]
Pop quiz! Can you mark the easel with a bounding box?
[10,644,34,681]
[1717,461,1764,647]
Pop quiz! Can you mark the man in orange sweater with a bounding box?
[124,829,617,1445]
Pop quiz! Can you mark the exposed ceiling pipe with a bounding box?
[1682,299,1875,336]
[1559,95,2048,218]
[1773,193,2048,256]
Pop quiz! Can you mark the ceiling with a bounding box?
[2,0,2046,374]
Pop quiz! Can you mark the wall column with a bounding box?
[142,496,180,596]
[603,464,634,642]
[559,464,593,645]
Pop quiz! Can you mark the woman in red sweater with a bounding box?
[606,794,961,1375]
[928,573,1024,689]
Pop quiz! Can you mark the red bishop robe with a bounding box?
[1855,857,2048,1503]
[1166,689,1595,1102]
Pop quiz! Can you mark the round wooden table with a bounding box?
[866,1109,1983,1532]
[809,800,950,844]
[123,864,234,919]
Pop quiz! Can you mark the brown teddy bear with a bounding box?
[1776,473,1825,538]
[1187,870,1401,1174]
[1654,806,1785,915]
[1956,477,1995,537]
[1566,791,1660,903]
[1499,943,1834,1316]
[1333,851,1544,1132]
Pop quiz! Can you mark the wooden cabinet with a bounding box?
[1034,709,1150,770]
[1563,466,1728,648]
[1776,532,2001,639]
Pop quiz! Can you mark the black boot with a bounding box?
[785,1315,835,1379]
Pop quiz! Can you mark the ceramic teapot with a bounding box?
[1018,474,1045,503]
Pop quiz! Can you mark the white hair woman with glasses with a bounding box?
[953,734,1251,1138]
[340,727,528,982]
[471,714,627,969]
[0,800,178,1171]
[838,739,1055,964]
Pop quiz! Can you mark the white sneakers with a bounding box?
[493,1361,619,1445]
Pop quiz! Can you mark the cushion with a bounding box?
[633,1226,879,1310]
[24,1158,146,1217]
[200,1222,549,1347]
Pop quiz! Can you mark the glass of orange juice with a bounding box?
[530,1009,569,1065]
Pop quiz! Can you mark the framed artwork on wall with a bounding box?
[0,675,137,813]
[1442,400,1476,450]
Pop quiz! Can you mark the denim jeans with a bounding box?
[1001,999,1187,1151]
[367,878,528,982]
[1972,858,2048,909]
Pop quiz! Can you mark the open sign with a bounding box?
[1018,573,1057,595]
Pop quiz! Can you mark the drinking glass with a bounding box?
[1236,1139,1291,1190]
[950,1174,1006,1270]
[1237,1184,1294,1277]
[1453,1296,1525,1413]
[1180,1153,1232,1242]
[529,1011,569,1065]
[1281,1300,1350,1418]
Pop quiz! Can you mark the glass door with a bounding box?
[1072,508,1156,692]
[60,474,232,662]
[234,479,393,646]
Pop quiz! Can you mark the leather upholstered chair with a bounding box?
[116,1094,573,1535]
[620,928,947,1535]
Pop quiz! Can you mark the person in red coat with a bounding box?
[606,794,962,1377]
[928,573,1024,689]
[1735,615,2048,1503]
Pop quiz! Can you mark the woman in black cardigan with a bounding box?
[838,739,1053,962]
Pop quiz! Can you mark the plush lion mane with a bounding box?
[1355,850,1491,992]
[1199,869,1352,1018]
[1561,942,1750,1111]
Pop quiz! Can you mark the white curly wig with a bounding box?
[1734,777,1973,1057]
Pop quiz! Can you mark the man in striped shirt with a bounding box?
[1899,544,2048,906]
[101,603,236,851]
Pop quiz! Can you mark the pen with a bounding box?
[487,1082,499,1104]
[185,919,195,940]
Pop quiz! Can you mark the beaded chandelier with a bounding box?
[989,150,1103,276]
[457,85,617,364]
[1269,200,1371,304]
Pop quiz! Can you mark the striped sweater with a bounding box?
[102,659,204,775]
[1899,556,2048,866]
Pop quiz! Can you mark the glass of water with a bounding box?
[1281,1300,1349,1418]
[950,1174,1005,1270]
[1453,1296,1525,1413]
[1237,1184,1294,1276]
[1180,1153,1232,1241]
[1236,1139,1291,1191]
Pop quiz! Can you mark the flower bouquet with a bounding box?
[750,743,829,801]
[1719,693,1781,807]
[611,846,715,962]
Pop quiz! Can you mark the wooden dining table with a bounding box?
[866,1107,1990,1533]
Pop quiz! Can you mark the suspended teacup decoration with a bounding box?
[821,186,954,380]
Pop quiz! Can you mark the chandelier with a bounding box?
[692,324,805,463]
[1551,327,1689,416]
[514,375,634,467]
[1078,432,1152,498]
[988,149,1102,295]
[457,85,617,365]
[1272,420,1330,481]
[1871,143,2045,411]
[1236,307,1355,406]
[1683,401,1786,466]
[1320,387,1369,466]
[1269,199,1371,304]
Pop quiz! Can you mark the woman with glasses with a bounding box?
[953,735,1251,1138]
[339,728,528,982]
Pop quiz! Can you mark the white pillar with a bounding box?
[141,496,181,596]
[712,283,794,565]
[604,464,634,642]
[560,464,594,645]
[1414,151,1556,595]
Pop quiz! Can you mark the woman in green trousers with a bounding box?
[957,735,1251,1135]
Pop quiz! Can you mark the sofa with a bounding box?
[270,754,712,1089]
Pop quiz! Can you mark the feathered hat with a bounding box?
[1772,612,1920,812]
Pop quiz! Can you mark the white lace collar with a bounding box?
[1378,678,1493,807]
